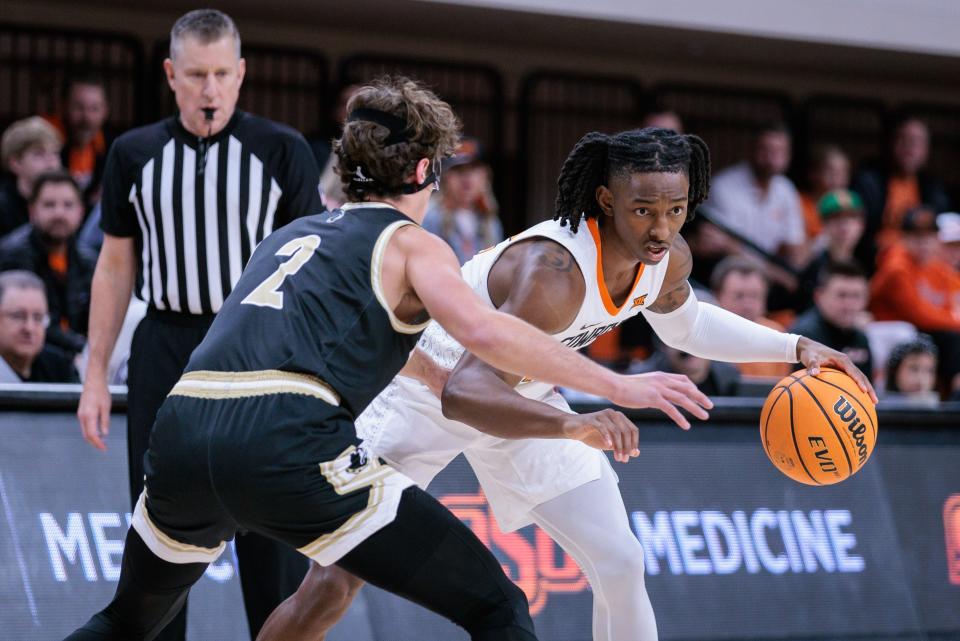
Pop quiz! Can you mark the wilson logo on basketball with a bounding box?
[832,396,868,466]
[440,490,587,615]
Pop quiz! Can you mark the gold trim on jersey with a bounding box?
[298,445,402,558]
[297,483,385,558]
[169,370,340,406]
[132,491,226,563]
[370,220,432,335]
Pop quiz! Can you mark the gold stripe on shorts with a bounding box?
[169,369,340,405]
[298,481,386,558]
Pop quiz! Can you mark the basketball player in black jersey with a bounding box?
[64,78,712,641]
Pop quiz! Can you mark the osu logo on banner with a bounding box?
[440,491,588,614]
[946,494,960,586]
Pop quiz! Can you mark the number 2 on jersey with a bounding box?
[242,235,321,310]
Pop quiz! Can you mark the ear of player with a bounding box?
[761,368,878,485]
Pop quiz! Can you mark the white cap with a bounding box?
[937,212,960,244]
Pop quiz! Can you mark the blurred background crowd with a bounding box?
[1,2,958,407]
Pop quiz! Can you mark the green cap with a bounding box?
[818,189,864,219]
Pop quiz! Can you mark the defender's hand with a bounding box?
[561,409,639,463]
[78,377,112,451]
[610,371,712,429]
[796,337,878,403]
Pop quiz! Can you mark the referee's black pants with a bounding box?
[126,309,308,640]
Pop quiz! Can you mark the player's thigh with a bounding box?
[135,398,235,563]
[337,486,532,630]
[358,375,482,487]
[465,393,606,532]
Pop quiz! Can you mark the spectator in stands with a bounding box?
[423,137,502,264]
[0,117,62,237]
[0,270,78,383]
[883,336,939,405]
[796,189,866,309]
[799,144,850,242]
[870,207,960,395]
[938,212,960,272]
[852,115,951,270]
[45,72,111,209]
[790,260,873,381]
[704,122,806,267]
[0,170,95,356]
[631,338,740,396]
[711,255,791,378]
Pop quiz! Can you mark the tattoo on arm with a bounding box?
[647,281,691,313]
[647,248,693,314]
[538,245,575,272]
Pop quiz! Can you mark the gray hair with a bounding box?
[0,270,46,306]
[170,9,241,60]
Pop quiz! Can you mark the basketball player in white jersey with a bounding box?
[258,128,876,641]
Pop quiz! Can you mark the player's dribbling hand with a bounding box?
[611,371,713,430]
[561,409,639,463]
[796,337,879,404]
[78,377,112,451]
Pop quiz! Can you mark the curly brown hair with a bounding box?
[335,76,461,201]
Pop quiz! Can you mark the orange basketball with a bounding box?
[760,368,878,485]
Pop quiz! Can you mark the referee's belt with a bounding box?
[146,306,217,328]
[169,370,340,406]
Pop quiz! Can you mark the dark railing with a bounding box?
[653,82,794,173]
[0,23,144,131]
[4,384,959,431]
[1,23,959,222]
[518,71,645,227]
[798,95,888,170]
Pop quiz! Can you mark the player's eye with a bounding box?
[671,207,685,216]
[634,208,649,216]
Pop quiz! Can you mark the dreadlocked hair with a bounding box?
[554,127,711,233]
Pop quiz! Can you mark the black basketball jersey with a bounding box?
[185,202,430,416]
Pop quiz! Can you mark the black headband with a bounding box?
[346,108,411,146]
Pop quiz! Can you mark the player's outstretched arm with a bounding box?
[643,237,877,402]
[399,229,712,427]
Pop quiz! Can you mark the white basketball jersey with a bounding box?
[418,217,671,398]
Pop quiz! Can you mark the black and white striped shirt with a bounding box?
[100,110,322,314]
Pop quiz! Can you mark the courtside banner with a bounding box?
[1,408,958,640]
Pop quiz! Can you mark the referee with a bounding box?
[77,10,315,640]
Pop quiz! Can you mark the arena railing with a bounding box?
[0,23,145,131]
[798,94,889,171]
[518,70,646,228]
[651,81,794,172]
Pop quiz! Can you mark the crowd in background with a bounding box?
[1,71,957,405]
